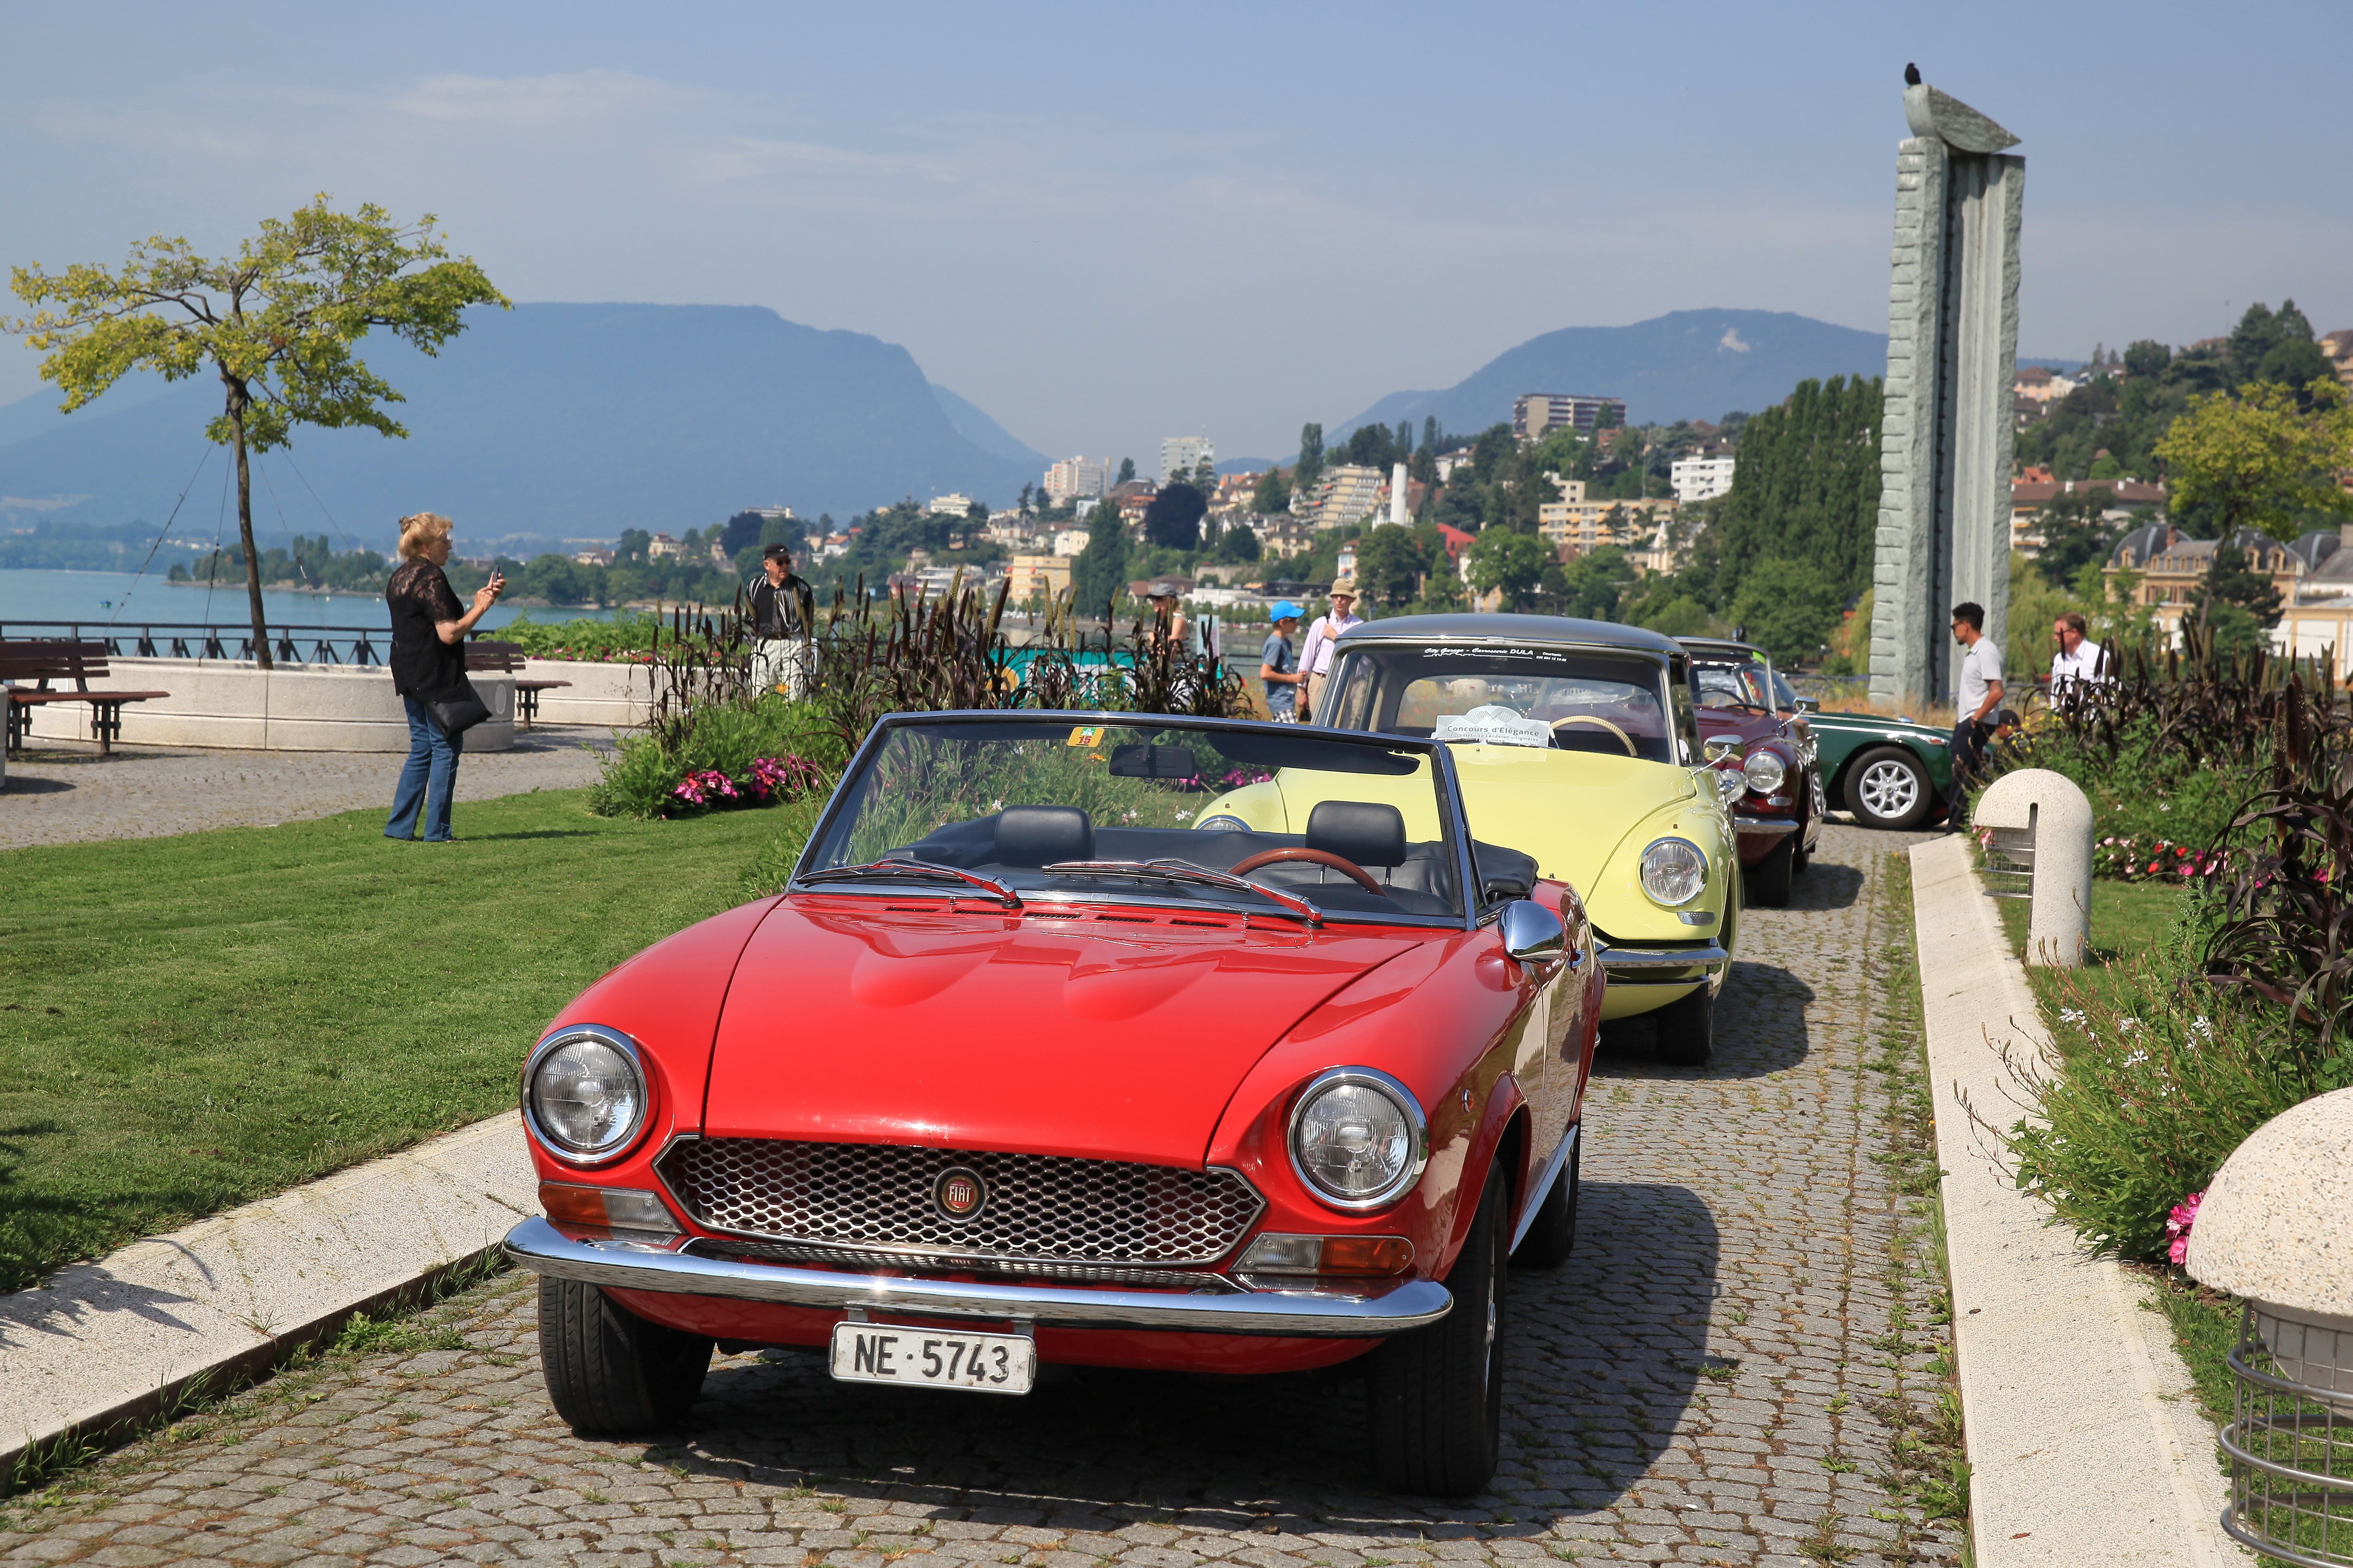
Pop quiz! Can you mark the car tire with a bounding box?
[1847,746,1934,831]
[1368,1173,1506,1497]
[1510,1131,1580,1269]
[1747,835,1795,907]
[1653,982,1714,1068]
[539,1276,714,1434]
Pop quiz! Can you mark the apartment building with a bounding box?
[928,493,977,517]
[1302,464,1386,531]
[1513,393,1628,441]
[2323,331,2353,397]
[1161,435,1214,484]
[1670,456,1736,505]
[1042,457,1112,504]
[1536,478,1673,557]
[1007,554,1073,602]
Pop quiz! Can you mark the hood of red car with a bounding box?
[701,895,1434,1167]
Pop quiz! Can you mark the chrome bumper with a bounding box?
[1732,815,1800,836]
[1598,942,1730,983]
[502,1218,1451,1337]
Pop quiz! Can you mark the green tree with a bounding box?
[1728,557,1844,665]
[2195,539,2284,630]
[7,197,505,668]
[1142,483,1207,549]
[1354,523,1425,609]
[1556,546,1637,620]
[1683,375,1882,612]
[2033,488,2121,580]
[1116,457,1136,485]
[1250,467,1291,514]
[2154,380,2353,542]
[1071,503,1130,613]
[1465,529,1549,609]
[1296,423,1325,492]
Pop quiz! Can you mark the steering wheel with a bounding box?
[1229,847,1385,895]
[1551,714,1638,756]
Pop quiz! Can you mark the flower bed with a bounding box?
[666,754,828,817]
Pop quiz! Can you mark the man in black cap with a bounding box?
[747,544,817,697]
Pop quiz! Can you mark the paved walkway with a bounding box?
[0,731,616,849]
[0,825,1960,1567]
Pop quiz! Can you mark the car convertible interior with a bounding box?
[888,802,1535,920]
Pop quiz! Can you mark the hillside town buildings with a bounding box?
[1513,393,1628,441]
[1160,435,1213,484]
[2323,330,2353,396]
[1299,465,1386,531]
[1042,457,1112,504]
[1536,478,1672,557]
[1670,456,1736,504]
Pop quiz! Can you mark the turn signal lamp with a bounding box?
[540,1181,680,1236]
[1235,1233,1414,1276]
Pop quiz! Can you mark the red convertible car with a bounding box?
[1679,638,1822,906]
[504,712,1600,1496]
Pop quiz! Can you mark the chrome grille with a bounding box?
[658,1138,1264,1268]
[684,1237,1241,1289]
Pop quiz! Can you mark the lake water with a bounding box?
[0,569,627,635]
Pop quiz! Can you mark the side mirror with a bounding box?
[1702,736,1741,763]
[1796,696,1820,712]
[1498,901,1566,965]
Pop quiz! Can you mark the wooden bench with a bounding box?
[0,640,172,756]
[465,640,571,728]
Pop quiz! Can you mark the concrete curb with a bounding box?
[1909,836,2243,1565]
[0,1113,533,1481]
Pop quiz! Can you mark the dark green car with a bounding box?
[1784,693,1955,830]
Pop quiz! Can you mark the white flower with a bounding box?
[2119,1017,2142,1035]
[989,799,1004,812]
[2124,1049,2150,1068]
[1174,810,1192,821]
[2192,1016,2213,1041]
[2060,1008,2087,1025]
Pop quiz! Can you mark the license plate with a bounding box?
[827,1322,1036,1394]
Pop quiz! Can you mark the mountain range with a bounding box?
[1333,308,1894,442]
[0,303,1046,546]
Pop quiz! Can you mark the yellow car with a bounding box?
[1262,613,1739,1065]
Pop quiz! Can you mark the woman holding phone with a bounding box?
[385,512,504,842]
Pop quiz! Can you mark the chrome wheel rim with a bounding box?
[1857,759,1920,820]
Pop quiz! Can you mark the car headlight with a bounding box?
[1288,1067,1428,1209]
[1742,749,1788,795]
[1639,836,1708,906]
[525,1025,649,1163]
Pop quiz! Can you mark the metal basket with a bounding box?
[1983,824,2035,901]
[2223,1302,2353,1565]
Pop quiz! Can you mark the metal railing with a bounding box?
[0,620,387,666]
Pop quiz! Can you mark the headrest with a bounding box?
[994,805,1094,868]
[1306,800,1407,868]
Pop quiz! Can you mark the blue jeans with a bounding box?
[387,697,463,841]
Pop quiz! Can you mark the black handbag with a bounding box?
[428,679,493,739]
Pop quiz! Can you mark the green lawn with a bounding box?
[1995,875,2191,1016]
[0,789,816,1293]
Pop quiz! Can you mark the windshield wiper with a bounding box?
[1040,857,1324,926]
[797,858,1021,908]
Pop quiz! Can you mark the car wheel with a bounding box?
[1368,1173,1506,1496]
[1510,1131,1580,1269]
[1847,746,1933,830]
[1747,835,1795,907]
[539,1276,713,1434]
[1653,982,1714,1068]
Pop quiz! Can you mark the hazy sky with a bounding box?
[4,1,2347,462]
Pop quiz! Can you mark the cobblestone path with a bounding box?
[0,824,1960,1567]
[0,731,615,848]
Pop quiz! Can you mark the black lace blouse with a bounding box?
[387,560,468,701]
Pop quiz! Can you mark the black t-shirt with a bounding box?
[387,560,469,701]
[747,572,816,638]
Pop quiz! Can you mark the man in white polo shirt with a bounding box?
[1950,601,2003,828]
[1296,578,1361,723]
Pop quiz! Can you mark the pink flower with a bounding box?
[2165,1191,2204,1266]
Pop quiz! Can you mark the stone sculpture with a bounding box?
[1868,70,2025,706]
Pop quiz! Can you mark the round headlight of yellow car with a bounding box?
[1742,749,1787,795]
[1639,836,1708,906]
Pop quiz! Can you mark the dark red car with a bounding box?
[503,712,1602,1497]
[1678,638,1822,906]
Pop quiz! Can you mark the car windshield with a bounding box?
[797,716,1465,924]
[1323,643,1676,763]
[1692,659,1777,713]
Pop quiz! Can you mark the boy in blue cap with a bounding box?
[1260,602,1304,722]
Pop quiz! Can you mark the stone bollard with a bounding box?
[1973,768,2092,966]
[2185,1087,2353,1562]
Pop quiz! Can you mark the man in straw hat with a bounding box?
[1296,578,1361,723]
